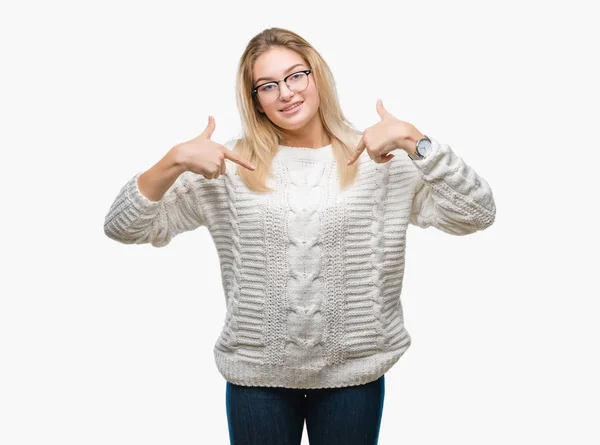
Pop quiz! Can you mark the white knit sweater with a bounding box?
[103,135,496,389]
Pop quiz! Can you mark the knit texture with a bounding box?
[104,135,496,389]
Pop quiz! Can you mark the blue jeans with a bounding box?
[225,374,385,445]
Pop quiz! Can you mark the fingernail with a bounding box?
[250,164,256,170]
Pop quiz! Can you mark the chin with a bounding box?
[274,105,315,130]
[278,120,308,131]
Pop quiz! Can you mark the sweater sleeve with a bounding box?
[408,136,496,235]
[103,170,208,247]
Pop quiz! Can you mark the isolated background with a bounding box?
[2,0,598,444]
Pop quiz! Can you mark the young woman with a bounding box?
[104,27,496,445]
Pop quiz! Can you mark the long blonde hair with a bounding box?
[233,27,362,192]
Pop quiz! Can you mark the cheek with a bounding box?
[307,87,319,106]
[267,105,281,119]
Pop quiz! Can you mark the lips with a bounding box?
[280,101,303,112]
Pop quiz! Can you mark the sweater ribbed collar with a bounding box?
[274,143,334,162]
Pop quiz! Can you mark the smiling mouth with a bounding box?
[280,102,303,112]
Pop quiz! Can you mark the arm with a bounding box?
[103,146,208,247]
[408,136,496,235]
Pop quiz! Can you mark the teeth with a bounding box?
[283,103,301,111]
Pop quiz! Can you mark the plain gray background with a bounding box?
[1,0,598,444]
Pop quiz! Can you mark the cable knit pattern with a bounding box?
[103,135,496,389]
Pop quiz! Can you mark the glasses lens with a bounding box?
[257,71,309,104]
[286,71,308,93]
[257,83,279,103]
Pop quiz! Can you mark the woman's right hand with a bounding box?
[175,116,255,179]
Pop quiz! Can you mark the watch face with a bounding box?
[418,139,432,156]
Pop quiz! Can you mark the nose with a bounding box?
[278,81,295,100]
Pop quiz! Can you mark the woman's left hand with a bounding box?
[347,99,425,166]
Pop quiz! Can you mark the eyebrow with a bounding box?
[255,63,306,84]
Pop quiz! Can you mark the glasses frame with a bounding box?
[252,69,312,102]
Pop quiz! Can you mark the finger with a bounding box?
[376,99,390,120]
[381,153,394,163]
[347,134,366,166]
[222,147,256,171]
[197,115,216,140]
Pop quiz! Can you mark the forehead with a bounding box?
[253,47,306,80]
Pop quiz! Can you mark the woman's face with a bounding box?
[252,47,320,132]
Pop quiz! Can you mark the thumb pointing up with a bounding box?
[186,115,216,145]
[199,115,216,139]
[376,99,391,121]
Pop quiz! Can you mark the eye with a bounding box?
[259,83,275,92]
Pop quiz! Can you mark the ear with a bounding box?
[255,103,264,114]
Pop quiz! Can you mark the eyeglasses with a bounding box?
[252,69,312,104]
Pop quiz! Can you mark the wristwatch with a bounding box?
[408,135,432,160]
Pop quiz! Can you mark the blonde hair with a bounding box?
[233,27,362,192]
